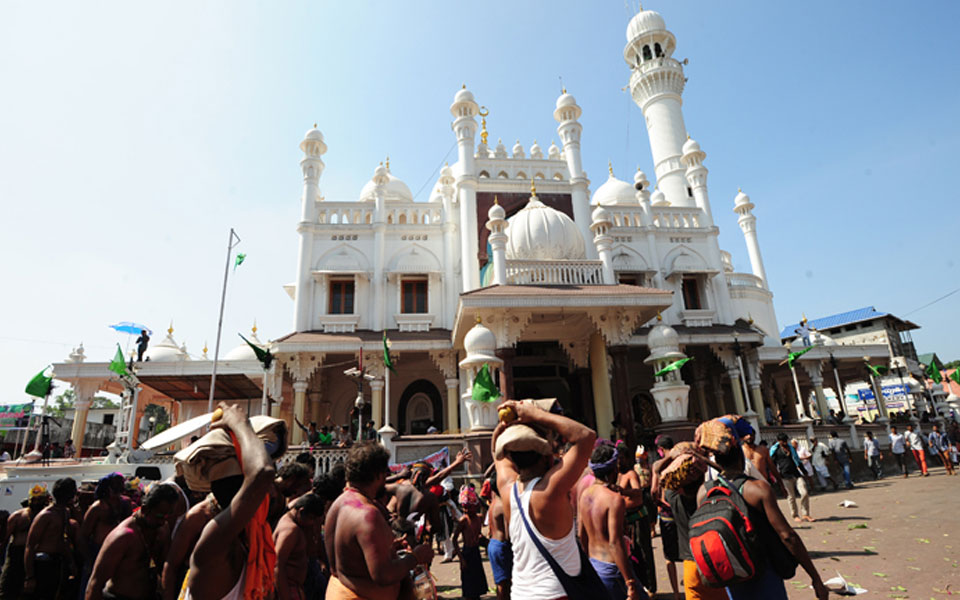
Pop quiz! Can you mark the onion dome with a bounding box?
[593,164,638,206]
[644,318,685,363]
[453,86,475,105]
[460,317,502,369]
[556,92,577,110]
[733,188,753,211]
[548,140,561,160]
[553,91,582,122]
[591,205,611,225]
[650,188,670,207]
[682,137,702,156]
[530,140,543,159]
[488,198,506,221]
[360,161,412,203]
[506,181,585,260]
[300,124,327,156]
[439,163,455,185]
[225,323,266,361]
[143,323,190,362]
[626,9,666,41]
[512,140,525,159]
[634,168,649,191]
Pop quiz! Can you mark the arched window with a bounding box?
[642,45,652,61]
[515,171,527,180]
[654,42,663,57]
[398,213,407,224]
[497,171,509,179]
[553,172,563,181]
[397,380,443,434]
[478,170,490,178]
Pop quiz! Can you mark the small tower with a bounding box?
[371,163,390,331]
[643,317,691,422]
[590,205,615,284]
[459,318,504,430]
[294,125,327,332]
[485,198,508,285]
[681,136,713,225]
[733,189,768,287]
[625,8,693,208]
[451,86,482,291]
[553,90,594,256]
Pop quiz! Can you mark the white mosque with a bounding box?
[52,6,901,460]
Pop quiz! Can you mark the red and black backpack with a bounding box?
[687,475,761,587]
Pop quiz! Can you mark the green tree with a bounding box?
[49,389,75,419]
[92,396,119,409]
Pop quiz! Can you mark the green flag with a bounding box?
[951,369,960,385]
[926,361,942,384]
[472,363,501,403]
[382,332,396,374]
[24,368,52,398]
[865,363,888,378]
[108,344,128,377]
[234,253,246,270]
[239,333,273,370]
[654,356,693,378]
[784,344,814,369]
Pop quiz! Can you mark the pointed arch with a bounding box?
[478,170,490,178]
[497,171,509,179]
[515,171,527,180]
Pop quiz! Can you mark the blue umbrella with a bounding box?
[109,322,153,336]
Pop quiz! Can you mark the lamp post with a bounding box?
[148,416,157,438]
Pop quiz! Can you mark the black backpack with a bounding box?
[688,476,762,586]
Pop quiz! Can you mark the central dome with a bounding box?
[506,194,585,261]
[593,169,638,206]
[359,170,413,204]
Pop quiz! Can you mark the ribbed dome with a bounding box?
[464,321,497,356]
[645,322,685,362]
[506,195,585,260]
[143,327,189,362]
[593,170,638,206]
[626,10,666,41]
[359,171,413,204]
[224,327,266,361]
[682,137,702,156]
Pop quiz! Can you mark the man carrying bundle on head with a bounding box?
[578,440,643,600]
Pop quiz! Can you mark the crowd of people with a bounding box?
[2,398,957,600]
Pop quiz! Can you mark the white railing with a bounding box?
[317,203,373,225]
[281,445,350,475]
[726,272,765,289]
[651,206,703,229]
[505,259,605,285]
[679,309,715,327]
[607,207,646,228]
[315,203,444,227]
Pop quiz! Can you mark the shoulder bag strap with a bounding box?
[512,483,568,579]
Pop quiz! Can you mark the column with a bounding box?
[70,398,91,453]
[803,362,830,423]
[292,379,309,445]
[270,398,283,419]
[608,345,635,450]
[445,378,459,433]
[294,128,326,332]
[726,367,747,415]
[370,380,384,429]
[310,387,323,426]
[693,378,710,421]
[589,332,614,441]
[495,347,515,400]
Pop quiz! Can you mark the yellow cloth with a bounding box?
[325,576,366,600]
[683,560,728,600]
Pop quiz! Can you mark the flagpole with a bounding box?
[790,365,809,421]
[31,389,52,453]
[208,228,241,415]
[384,363,391,430]
[260,364,270,416]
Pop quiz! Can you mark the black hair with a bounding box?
[656,436,675,450]
[142,483,180,511]
[278,462,311,483]
[714,444,745,471]
[292,492,326,517]
[829,431,839,438]
[345,442,390,485]
[776,432,789,443]
[295,453,315,469]
[210,475,244,508]
[590,444,618,478]
[53,478,77,504]
[865,431,873,438]
[95,473,125,499]
[507,450,543,470]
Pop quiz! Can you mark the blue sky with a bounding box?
[1,1,959,405]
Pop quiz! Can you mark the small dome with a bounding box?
[488,200,505,221]
[556,92,577,110]
[494,138,508,159]
[591,205,611,224]
[360,170,413,203]
[303,127,324,143]
[143,326,189,363]
[548,141,561,160]
[626,10,666,42]
[720,250,734,273]
[645,322,685,363]
[634,168,649,190]
[464,320,498,358]
[439,164,455,184]
[650,188,670,207]
[453,87,475,105]
[225,326,266,361]
[512,140,525,159]
[530,140,543,159]
[593,169,637,206]
[506,192,586,260]
[299,125,327,155]
[682,137,702,156]
[733,189,753,211]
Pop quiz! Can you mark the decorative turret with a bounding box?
[553,89,594,256]
[733,189,768,287]
[590,205,615,284]
[529,140,543,159]
[485,197,508,285]
[643,315,691,421]
[494,138,508,159]
[548,140,561,161]
[459,317,504,430]
[682,136,713,225]
[450,85,482,291]
[294,124,328,332]
[512,140,525,159]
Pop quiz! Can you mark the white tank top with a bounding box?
[509,477,580,600]
[179,565,244,600]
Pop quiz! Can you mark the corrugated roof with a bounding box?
[779,306,888,339]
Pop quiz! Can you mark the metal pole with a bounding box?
[384,365,391,430]
[832,365,850,420]
[791,366,808,421]
[735,354,752,413]
[208,228,240,414]
[32,390,52,453]
[127,385,140,450]
[260,365,270,416]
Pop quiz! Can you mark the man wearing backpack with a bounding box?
[696,434,828,600]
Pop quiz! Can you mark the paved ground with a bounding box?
[431,463,959,598]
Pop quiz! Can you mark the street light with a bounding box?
[148,415,157,437]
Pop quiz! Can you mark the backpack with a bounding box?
[688,476,761,587]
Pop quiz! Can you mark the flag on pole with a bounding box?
[864,363,888,378]
[925,361,942,383]
[24,368,52,398]
[382,332,396,374]
[654,356,693,378]
[234,253,246,271]
[951,369,960,385]
[472,364,501,403]
[108,344,128,377]
[239,333,273,369]
[782,345,814,369]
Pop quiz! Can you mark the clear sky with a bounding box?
[2,1,959,405]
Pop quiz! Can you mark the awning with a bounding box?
[137,373,263,401]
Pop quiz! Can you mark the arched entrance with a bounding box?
[398,380,443,434]
[511,342,595,428]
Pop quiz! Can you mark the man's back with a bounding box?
[325,490,401,600]
[578,484,621,563]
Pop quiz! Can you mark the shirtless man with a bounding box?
[24,477,80,600]
[325,441,434,599]
[273,492,325,600]
[492,399,596,600]
[184,403,277,600]
[485,473,512,600]
[387,448,471,541]
[452,486,487,600]
[85,483,179,600]
[742,430,781,485]
[160,494,220,600]
[579,442,641,600]
[0,486,49,599]
[79,473,126,593]
[618,441,654,595]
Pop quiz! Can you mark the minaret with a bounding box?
[624,8,693,208]
[294,125,326,332]
[733,189,768,287]
[371,163,389,330]
[590,205,615,284]
[450,86,480,291]
[485,198,508,285]
[681,136,713,226]
[439,164,459,326]
[553,90,595,257]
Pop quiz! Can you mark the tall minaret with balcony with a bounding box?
[733,189,768,287]
[625,8,693,208]
[450,86,480,291]
[294,125,326,332]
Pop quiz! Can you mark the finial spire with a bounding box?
[252,319,258,335]
[385,156,390,170]
[313,123,317,128]
[462,83,466,89]
[478,106,489,145]
[167,321,174,336]
[475,315,482,324]
[656,311,662,322]
[608,160,614,176]
[493,195,499,205]
[530,178,537,198]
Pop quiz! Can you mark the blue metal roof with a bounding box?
[779,306,889,339]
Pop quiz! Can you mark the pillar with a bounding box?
[292,380,308,445]
[608,345,635,450]
[693,378,710,421]
[450,88,480,290]
[749,383,765,424]
[371,166,388,330]
[726,367,747,415]
[495,347,515,400]
[554,92,596,256]
[270,399,283,419]
[589,332,614,441]
[445,378,459,433]
[803,362,830,423]
[70,398,91,453]
[370,380,384,430]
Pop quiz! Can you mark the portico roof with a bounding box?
[272,329,453,353]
